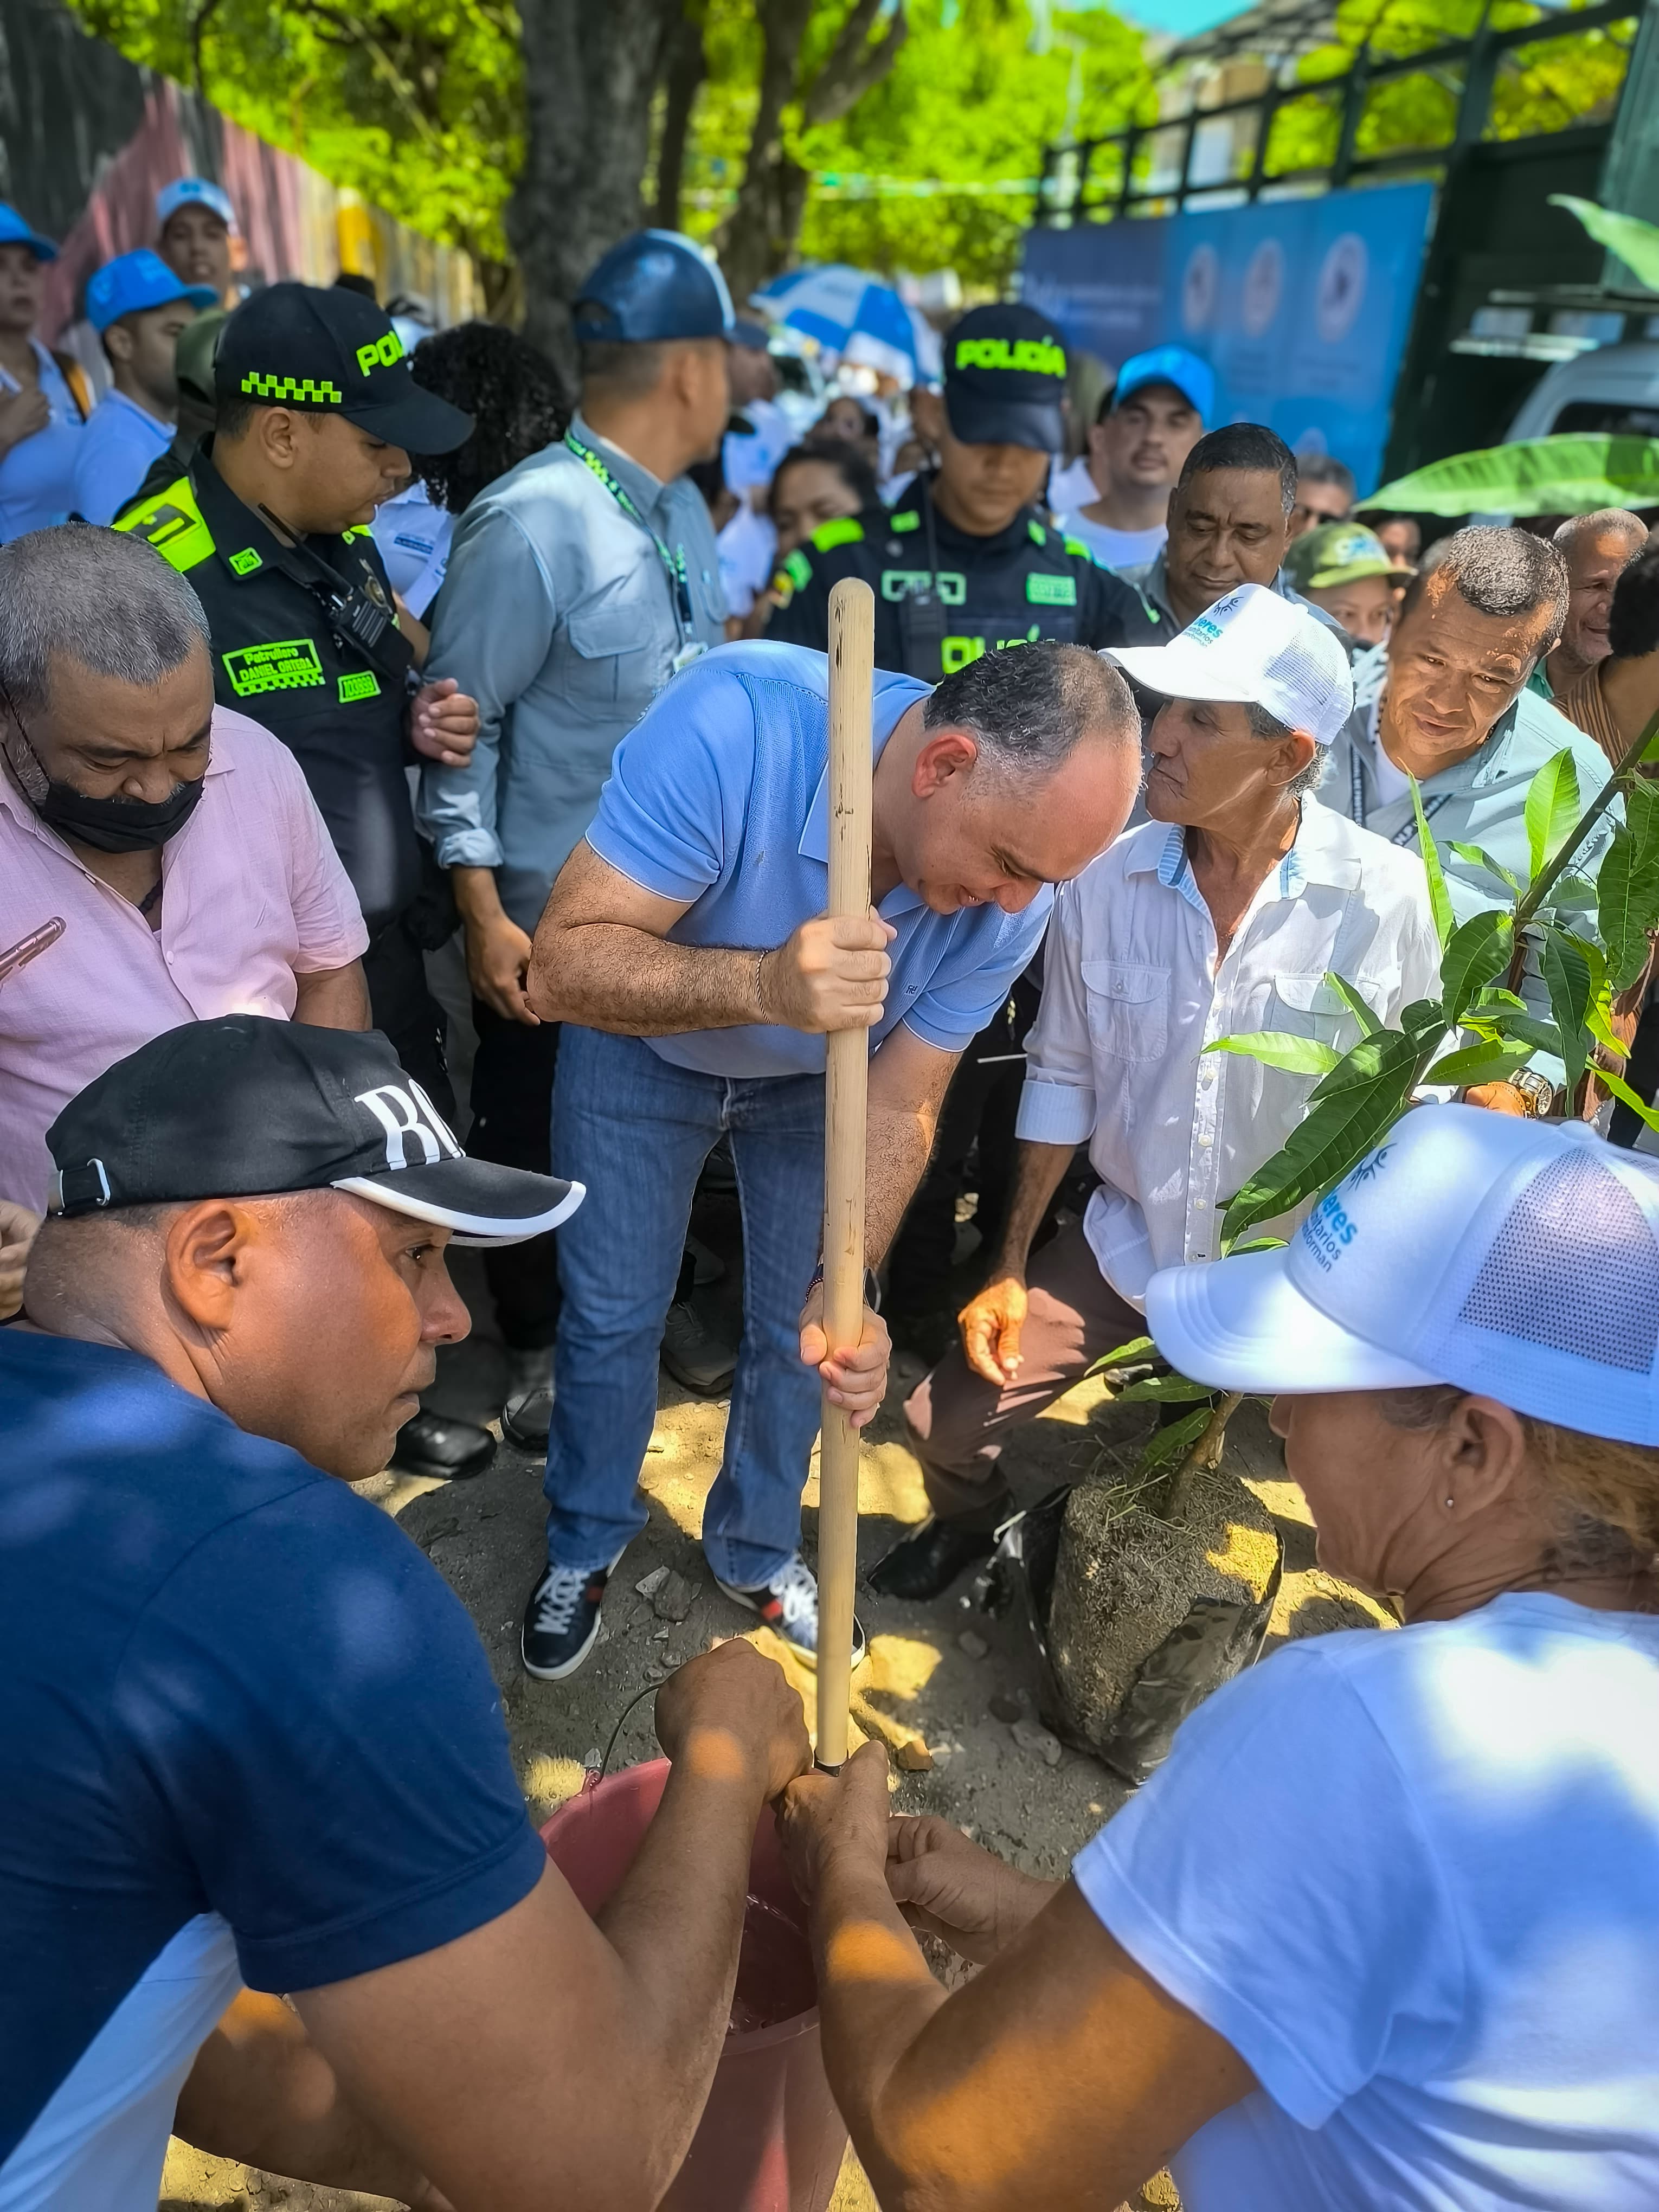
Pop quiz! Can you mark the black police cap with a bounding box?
[943,302,1069,455]
[46,1017,582,1246]
[215,282,474,454]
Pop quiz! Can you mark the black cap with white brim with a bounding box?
[45,1015,582,1248]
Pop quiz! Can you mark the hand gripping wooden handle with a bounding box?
[815,577,875,1771]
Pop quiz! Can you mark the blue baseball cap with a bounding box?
[1114,344,1213,425]
[156,177,237,233]
[86,249,217,333]
[573,229,734,345]
[0,203,57,263]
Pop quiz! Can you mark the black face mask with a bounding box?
[3,717,206,853]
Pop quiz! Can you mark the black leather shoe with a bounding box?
[391,1408,496,1482]
[867,1513,1005,1602]
[502,1384,552,1451]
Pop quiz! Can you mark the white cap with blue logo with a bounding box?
[1107,581,1354,747]
[1146,1105,1659,1445]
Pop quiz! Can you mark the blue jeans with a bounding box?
[545,1025,825,1585]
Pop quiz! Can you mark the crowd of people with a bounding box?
[2,180,1658,2212]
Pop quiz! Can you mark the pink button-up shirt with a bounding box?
[0,706,369,1208]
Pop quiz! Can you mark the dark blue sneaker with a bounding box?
[521,1552,621,1680]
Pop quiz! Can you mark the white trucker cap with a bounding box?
[1146,1105,1659,1445]
[1108,582,1355,747]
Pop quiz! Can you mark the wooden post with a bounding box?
[815,576,875,1772]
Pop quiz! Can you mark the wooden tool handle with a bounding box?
[815,577,876,1771]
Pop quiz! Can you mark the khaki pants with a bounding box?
[902,1221,1147,1529]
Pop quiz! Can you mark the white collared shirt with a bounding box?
[1017,796,1442,1307]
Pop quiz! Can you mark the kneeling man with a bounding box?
[885,587,1441,1598]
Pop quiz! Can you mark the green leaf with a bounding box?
[1594,778,1659,992]
[1426,1038,1536,1086]
[1092,1335,1155,1370]
[1548,195,1659,291]
[1221,1028,1421,1242]
[1205,1031,1344,1078]
[1600,1067,1659,1136]
[1219,1235,1288,1257]
[1468,986,1529,1015]
[1112,1374,1217,1404]
[1400,997,1452,1040]
[1439,910,1515,1027]
[1585,997,1630,1061]
[1409,777,1455,950]
[1360,435,1659,519]
[1322,972,1381,1035]
[1135,1404,1215,1476]
[1449,841,1522,895]
[1525,749,1581,884]
[1540,924,1594,1101]
[1478,1009,1566,1058]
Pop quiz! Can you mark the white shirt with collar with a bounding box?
[1017,795,1442,1306]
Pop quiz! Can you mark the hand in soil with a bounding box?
[655,1637,813,1802]
[777,1739,892,1901]
[799,1277,891,1428]
[958,1272,1028,1386]
[884,1814,1056,1965]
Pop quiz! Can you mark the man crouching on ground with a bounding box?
[0,1014,808,2212]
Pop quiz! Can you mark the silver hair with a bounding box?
[1246,699,1327,800]
[0,522,210,717]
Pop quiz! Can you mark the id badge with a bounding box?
[670,639,709,676]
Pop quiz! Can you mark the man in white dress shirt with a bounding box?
[881,586,1442,1598]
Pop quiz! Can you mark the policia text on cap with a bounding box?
[768,304,1169,677]
[117,282,480,1115]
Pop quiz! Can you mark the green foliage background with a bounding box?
[68,0,1636,289]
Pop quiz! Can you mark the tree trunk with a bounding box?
[509,0,680,374]
[652,2,708,234]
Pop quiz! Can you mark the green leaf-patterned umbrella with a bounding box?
[1360,434,1659,519]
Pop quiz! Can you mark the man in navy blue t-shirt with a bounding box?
[0,1014,811,2211]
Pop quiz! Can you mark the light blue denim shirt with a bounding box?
[1324,645,1622,1090]
[586,642,1051,1079]
[417,410,726,933]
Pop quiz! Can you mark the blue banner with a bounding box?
[1021,181,1435,496]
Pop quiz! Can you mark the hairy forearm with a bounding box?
[293,960,370,1031]
[809,1853,951,2204]
[863,1091,943,1266]
[994,1141,1073,1276]
[528,922,770,1037]
[175,1992,440,2206]
[451,864,506,929]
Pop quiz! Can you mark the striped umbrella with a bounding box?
[753,265,918,371]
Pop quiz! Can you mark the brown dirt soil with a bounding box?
[158,1256,1389,2212]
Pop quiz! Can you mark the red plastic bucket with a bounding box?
[539,1759,848,2212]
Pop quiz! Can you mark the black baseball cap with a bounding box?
[215,281,473,454]
[46,1017,583,1246]
[943,302,1068,454]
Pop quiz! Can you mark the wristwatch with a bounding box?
[1512,1069,1558,1118]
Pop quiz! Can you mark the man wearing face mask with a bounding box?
[0,524,369,1226]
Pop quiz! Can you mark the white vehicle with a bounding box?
[1506,339,1659,440]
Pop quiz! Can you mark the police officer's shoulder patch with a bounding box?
[113,477,215,573]
[810,517,864,554]
[1027,518,1048,548]
[784,548,813,589]
[1062,535,1091,561]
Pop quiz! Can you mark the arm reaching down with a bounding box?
[292,959,370,1031]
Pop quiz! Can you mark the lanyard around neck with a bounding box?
[565,429,697,647]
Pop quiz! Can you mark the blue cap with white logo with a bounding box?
[573,229,735,345]
[86,249,218,333]
[156,177,237,233]
[1113,344,1214,425]
[0,203,58,263]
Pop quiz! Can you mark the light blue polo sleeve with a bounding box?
[584,658,757,903]
[1072,1640,1461,2128]
[904,892,1051,1054]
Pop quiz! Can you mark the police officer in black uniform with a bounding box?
[116,282,494,1484]
[767,301,1168,676]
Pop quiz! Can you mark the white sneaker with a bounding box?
[713,1553,867,1670]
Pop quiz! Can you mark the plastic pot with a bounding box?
[539,1759,847,2212]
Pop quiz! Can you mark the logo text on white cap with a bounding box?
[355,1082,464,1169]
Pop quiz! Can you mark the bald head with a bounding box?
[1551,510,1651,685]
[25,1188,469,1481]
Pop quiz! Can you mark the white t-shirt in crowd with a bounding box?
[1049,452,1098,513]
[1366,693,1414,809]
[1074,1590,1659,2211]
[717,500,777,619]
[1056,510,1167,572]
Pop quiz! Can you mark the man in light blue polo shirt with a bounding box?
[72,250,215,524]
[521,638,1143,1677]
